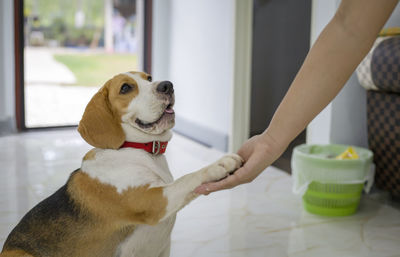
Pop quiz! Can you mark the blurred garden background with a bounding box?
[24,0,139,127]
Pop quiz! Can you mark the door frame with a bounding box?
[229,0,253,152]
[14,0,24,131]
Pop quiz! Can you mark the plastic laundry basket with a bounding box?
[292,144,374,216]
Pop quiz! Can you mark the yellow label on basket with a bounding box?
[336,147,359,160]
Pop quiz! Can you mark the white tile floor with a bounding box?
[1,129,400,257]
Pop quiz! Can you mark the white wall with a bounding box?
[152,0,235,150]
[330,73,369,148]
[385,3,400,28]
[0,0,16,133]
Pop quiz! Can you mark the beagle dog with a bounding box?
[1,71,242,257]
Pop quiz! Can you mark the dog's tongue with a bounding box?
[165,107,175,114]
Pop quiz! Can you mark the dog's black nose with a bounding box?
[157,81,174,95]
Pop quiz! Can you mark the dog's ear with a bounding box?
[78,84,125,149]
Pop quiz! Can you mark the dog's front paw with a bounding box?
[204,154,243,183]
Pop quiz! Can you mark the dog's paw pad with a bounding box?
[205,154,243,182]
[218,154,243,172]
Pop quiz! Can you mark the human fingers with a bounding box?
[194,153,262,195]
[194,170,244,195]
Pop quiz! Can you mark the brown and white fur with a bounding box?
[0,71,242,257]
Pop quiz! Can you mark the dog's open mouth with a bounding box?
[164,104,174,114]
[135,103,175,129]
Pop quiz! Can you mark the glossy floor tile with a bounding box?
[0,129,399,257]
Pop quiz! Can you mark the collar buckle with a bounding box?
[152,141,161,155]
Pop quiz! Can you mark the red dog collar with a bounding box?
[120,141,168,155]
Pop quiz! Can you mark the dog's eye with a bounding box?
[147,76,152,82]
[120,83,133,94]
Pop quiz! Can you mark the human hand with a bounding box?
[194,132,286,195]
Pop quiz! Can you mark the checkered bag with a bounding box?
[371,37,400,93]
[356,38,385,91]
[367,90,400,198]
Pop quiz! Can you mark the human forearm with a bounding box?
[264,0,398,150]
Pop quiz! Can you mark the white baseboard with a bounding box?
[0,117,16,136]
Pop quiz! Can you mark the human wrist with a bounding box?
[258,129,288,162]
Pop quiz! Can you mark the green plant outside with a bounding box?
[53,54,138,87]
[24,0,104,28]
[25,0,104,46]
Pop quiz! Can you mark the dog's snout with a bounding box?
[157,81,174,95]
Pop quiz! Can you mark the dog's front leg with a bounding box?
[159,153,242,221]
[117,154,242,257]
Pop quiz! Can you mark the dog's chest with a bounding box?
[82,148,174,191]
[118,215,176,257]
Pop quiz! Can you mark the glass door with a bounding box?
[22,0,142,128]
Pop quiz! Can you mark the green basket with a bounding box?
[292,144,373,217]
[302,181,364,216]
